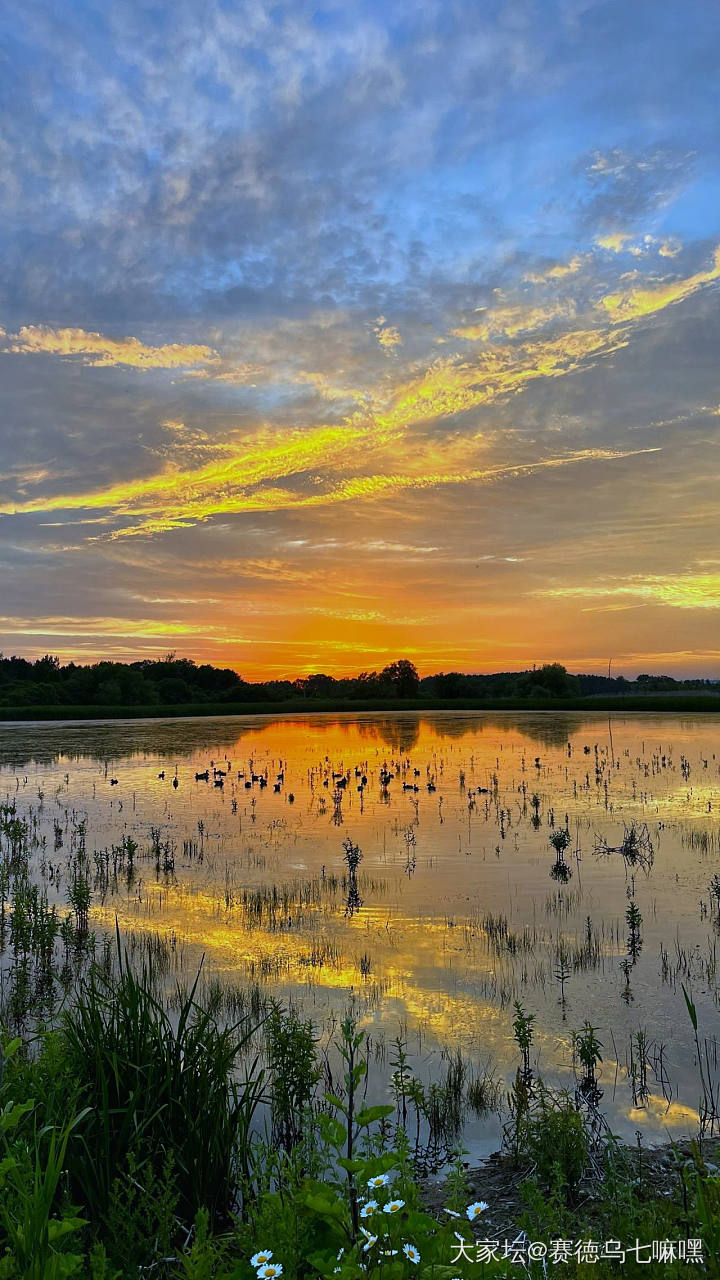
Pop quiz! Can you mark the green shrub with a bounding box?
[525,1086,589,1199]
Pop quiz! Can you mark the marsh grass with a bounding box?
[61,931,265,1229]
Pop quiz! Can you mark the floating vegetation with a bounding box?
[594,820,655,871]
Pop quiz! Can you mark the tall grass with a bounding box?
[61,934,265,1229]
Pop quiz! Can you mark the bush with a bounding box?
[525,1086,589,1199]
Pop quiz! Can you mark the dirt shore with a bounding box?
[423,1138,720,1238]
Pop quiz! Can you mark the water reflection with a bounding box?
[1,709,719,1147]
[0,709,602,768]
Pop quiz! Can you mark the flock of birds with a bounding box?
[102,751,506,814]
[147,758,296,802]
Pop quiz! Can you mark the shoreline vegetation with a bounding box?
[1,950,719,1279]
[1,653,719,721]
[3,692,720,722]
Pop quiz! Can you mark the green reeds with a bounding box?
[61,930,265,1229]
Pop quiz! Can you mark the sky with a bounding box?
[1,0,719,681]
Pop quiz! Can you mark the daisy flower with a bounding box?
[251,1253,273,1269]
[362,1235,378,1253]
[257,1266,283,1280]
[383,1198,405,1214]
[360,1200,378,1219]
[367,1173,390,1189]
[403,1244,421,1265]
[467,1201,489,1221]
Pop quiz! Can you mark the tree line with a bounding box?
[0,653,717,709]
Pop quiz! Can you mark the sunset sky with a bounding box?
[1,0,719,680]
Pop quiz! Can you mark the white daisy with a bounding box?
[257,1266,283,1280]
[360,1200,378,1219]
[383,1198,405,1214]
[403,1244,421,1265]
[363,1235,378,1253]
[251,1253,273,1269]
[466,1200,489,1220]
[367,1173,390,1189]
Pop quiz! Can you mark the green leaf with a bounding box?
[0,1099,34,1133]
[355,1104,394,1126]
[53,1255,85,1278]
[682,984,698,1031]
[302,1192,347,1223]
[47,1217,87,1242]
[317,1114,347,1147]
[0,1038,22,1064]
[307,1250,339,1275]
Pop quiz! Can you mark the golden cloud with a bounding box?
[5,325,219,369]
[524,255,585,283]
[375,323,403,350]
[453,300,574,342]
[600,245,720,321]
[4,241,716,547]
[596,232,632,253]
[539,573,720,609]
[101,444,657,537]
[0,615,209,637]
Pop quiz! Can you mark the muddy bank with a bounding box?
[423,1138,720,1237]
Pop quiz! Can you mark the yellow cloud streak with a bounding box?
[0,616,208,637]
[6,423,375,517]
[378,323,629,431]
[539,573,720,609]
[600,246,720,320]
[523,254,584,283]
[3,315,651,539]
[6,320,630,530]
[5,325,219,369]
[453,300,574,341]
[5,246,717,540]
[105,445,658,538]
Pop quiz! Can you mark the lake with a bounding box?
[1,710,719,1157]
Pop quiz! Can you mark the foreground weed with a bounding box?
[0,1037,89,1279]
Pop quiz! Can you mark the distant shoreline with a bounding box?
[2,692,720,722]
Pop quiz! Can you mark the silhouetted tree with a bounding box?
[380,659,420,698]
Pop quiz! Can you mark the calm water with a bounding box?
[2,710,719,1153]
